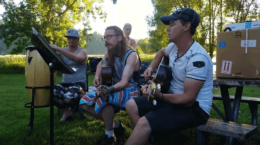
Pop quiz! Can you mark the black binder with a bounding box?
[31,27,75,74]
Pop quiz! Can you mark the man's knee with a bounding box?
[54,97,66,108]
[136,117,151,132]
[81,104,92,112]
[126,99,138,113]
[64,98,71,104]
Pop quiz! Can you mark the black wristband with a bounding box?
[108,85,115,93]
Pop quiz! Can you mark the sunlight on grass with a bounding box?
[0,54,156,63]
[0,54,156,74]
[3,57,26,67]
[0,56,26,74]
[0,54,26,62]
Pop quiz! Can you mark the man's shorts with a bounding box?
[133,96,209,136]
[54,82,86,102]
[80,86,138,113]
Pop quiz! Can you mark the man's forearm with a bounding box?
[149,49,165,70]
[59,47,86,63]
[112,81,128,92]
[95,61,102,78]
[154,91,195,106]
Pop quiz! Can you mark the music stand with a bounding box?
[30,27,75,145]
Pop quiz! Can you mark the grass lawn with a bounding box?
[0,74,259,145]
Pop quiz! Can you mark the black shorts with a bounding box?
[133,96,209,135]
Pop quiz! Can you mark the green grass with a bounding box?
[0,74,259,145]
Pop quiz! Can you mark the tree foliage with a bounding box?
[146,0,260,58]
[136,38,153,54]
[85,31,106,54]
[0,0,106,54]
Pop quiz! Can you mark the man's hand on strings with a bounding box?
[140,84,149,97]
[144,66,154,80]
[96,85,109,101]
[93,76,100,88]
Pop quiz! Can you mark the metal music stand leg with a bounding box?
[49,63,55,145]
[25,86,51,136]
[28,87,36,135]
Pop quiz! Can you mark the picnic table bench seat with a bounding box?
[213,94,260,103]
[195,118,258,145]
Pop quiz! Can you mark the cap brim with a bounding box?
[160,15,179,25]
[65,35,80,38]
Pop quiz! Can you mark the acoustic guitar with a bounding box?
[101,58,113,86]
[145,57,172,105]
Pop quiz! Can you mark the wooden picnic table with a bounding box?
[213,78,260,144]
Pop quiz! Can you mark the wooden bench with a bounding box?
[213,94,260,104]
[213,94,260,126]
[195,118,258,145]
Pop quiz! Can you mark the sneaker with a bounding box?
[114,121,126,139]
[98,134,116,145]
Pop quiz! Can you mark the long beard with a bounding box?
[107,43,125,67]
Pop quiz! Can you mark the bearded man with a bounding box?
[79,26,141,145]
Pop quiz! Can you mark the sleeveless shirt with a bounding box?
[112,49,139,86]
[61,47,87,86]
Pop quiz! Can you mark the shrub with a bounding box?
[0,54,156,74]
[0,57,25,74]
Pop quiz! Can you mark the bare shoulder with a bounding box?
[161,48,168,57]
[129,51,138,57]
[127,51,138,63]
[79,48,87,53]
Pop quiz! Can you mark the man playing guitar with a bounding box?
[125,8,213,145]
[79,26,140,145]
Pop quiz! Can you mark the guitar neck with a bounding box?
[140,74,156,77]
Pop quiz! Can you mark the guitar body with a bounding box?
[101,66,113,86]
[153,57,172,93]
